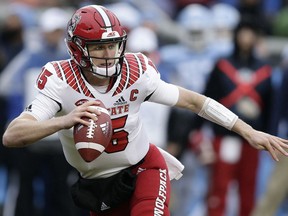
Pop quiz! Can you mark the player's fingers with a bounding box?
[87,106,101,115]
[80,100,101,109]
[84,111,98,121]
[78,112,100,124]
[278,138,288,147]
[78,118,91,127]
[271,137,288,156]
[265,142,279,161]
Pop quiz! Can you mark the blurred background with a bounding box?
[0,0,288,216]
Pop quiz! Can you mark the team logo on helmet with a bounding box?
[68,14,81,37]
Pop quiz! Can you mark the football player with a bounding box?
[2,5,288,216]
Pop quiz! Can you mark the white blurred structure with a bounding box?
[127,27,158,54]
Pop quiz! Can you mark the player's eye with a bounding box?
[95,45,104,50]
[88,44,103,51]
[108,44,117,50]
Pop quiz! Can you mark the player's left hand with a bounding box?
[246,129,288,161]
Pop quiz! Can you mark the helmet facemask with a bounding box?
[84,37,127,78]
[68,34,126,78]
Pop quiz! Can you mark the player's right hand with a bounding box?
[61,100,102,129]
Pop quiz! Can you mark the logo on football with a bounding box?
[73,101,112,162]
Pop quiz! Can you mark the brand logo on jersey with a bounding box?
[113,96,127,106]
[136,167,146,175]
[25,104,33,112]
[101,202,110,211]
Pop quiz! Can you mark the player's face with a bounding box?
[236,28,257,53]
[88,42,119,68]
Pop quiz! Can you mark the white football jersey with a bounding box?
[26,53,174,178]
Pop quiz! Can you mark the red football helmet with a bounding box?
[65,5,127,77]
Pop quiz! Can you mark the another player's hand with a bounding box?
[61,100,101,129]
[246,129,288,161]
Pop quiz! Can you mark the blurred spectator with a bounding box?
[162,2,217,156]
[166,6,240,214]
[0,7,70,116]
[0,7,85,216]
[238,0,272,34]
[6,0,38,29]
[0,11,25,216]
[196,18,274,216]
[161,4,219,216]
[251,44,288,216]
[162,3,217,92]
[0,13,24,71]
[210,3,240,58]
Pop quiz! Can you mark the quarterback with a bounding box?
[3,5,288,216]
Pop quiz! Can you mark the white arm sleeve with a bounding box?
[147,80,179,106]
[198,97,238,130]
[23,93,60,121]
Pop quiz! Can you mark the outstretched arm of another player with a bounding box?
[2,100,101,148]
[175,86,288,161]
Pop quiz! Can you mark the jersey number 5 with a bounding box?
[37,69,52,90]
[105,115,129,153]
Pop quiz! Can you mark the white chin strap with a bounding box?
[92,65,117,77]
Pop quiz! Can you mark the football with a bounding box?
[73,101,112,162]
